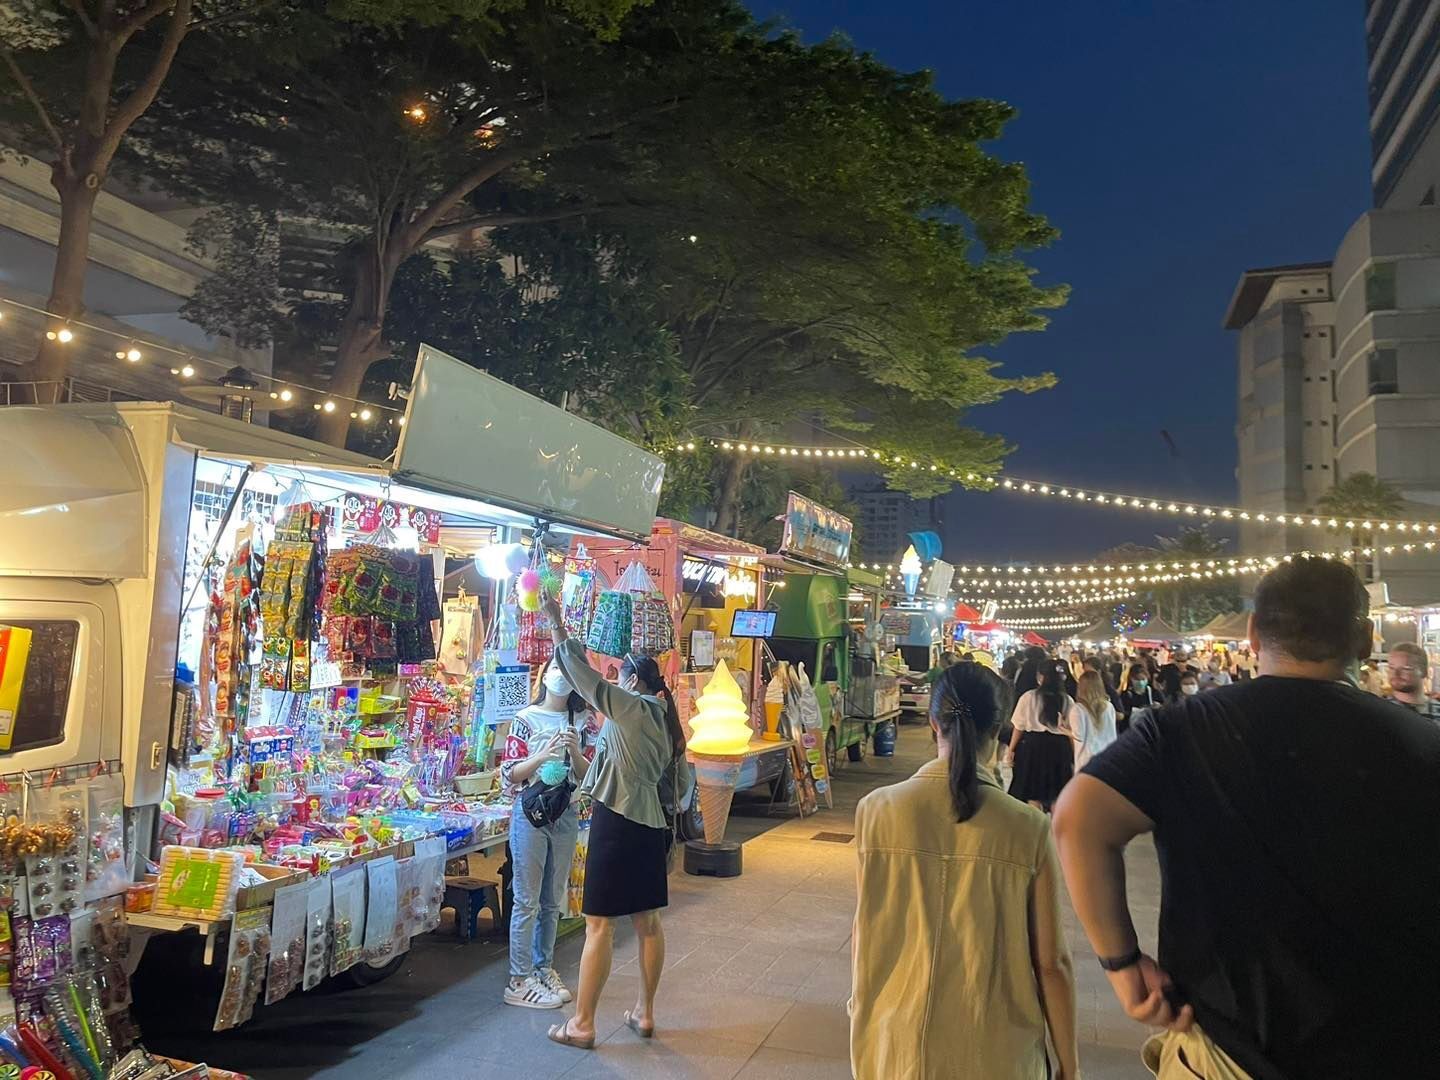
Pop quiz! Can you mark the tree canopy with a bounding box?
[120,0,1063,540]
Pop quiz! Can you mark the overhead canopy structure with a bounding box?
[1123,616,1186,643]
[1198,611,1251,642]
[1022,631,1049,646]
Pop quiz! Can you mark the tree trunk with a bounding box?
[315,256,389,447]
[22,174,101,397]
[713,446,749,537]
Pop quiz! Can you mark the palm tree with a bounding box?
[1316,473,1405,582]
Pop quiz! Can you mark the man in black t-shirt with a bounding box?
[1054,557,1440,1080]
[1155,645,1197,701]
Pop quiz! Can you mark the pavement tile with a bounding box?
[762,1002,851,1059]
[732,1046,853,1080]
[561,1029,759,1080]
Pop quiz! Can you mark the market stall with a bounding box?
[578,520,796,822]
[0,344,665,1055]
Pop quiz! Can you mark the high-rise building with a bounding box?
[1228,2,1440,605]
[1368,0,1440,208]
[849,485,941,566]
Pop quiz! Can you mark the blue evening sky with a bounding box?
[752,1,1373,561]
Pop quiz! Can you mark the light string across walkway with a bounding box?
[0,295,401,423]
[673,438,1440,536]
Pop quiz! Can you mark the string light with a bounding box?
[676,438,1440,536]
[998,615,1092,630]
[0,293,399,419]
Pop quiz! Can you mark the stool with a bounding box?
[443,876,503,943]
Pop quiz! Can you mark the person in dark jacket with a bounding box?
[1118,663,1164,736]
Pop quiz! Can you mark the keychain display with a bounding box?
[214,907,271,1032]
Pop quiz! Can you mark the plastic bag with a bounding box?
[85,773,128,903]
[516,609,555,666]
[585,591,632,658]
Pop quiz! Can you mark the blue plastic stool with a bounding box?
[443,876,503,943]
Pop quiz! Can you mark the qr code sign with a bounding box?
[489,664,531,724]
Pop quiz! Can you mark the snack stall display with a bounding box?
[0,346,664,1055]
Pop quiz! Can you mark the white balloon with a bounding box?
[504,544,530,575]
[475,543,524,580]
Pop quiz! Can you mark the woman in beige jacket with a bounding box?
[851,663,1079,1079]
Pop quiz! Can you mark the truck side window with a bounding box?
[0,621,79,754]
[821,642,839,683]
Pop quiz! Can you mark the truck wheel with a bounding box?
[825,729,838,775]
[344,952,405,987]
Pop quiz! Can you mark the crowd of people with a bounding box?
[851,557,1440,1079]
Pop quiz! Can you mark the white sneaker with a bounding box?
[504,973,562,1009]
[539,967,573,1004]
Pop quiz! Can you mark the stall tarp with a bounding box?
[1022,631,1049,646]
[1201,611,1252,641]
[954,603,982,622]
[1122,616,1186,643]
[396,344,664,540]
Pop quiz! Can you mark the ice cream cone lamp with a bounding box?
[687,660,753,755]
[684,661,752,877]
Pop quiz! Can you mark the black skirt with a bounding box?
[581,799,671,917]
[1009,730,1073,810]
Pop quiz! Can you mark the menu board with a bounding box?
[779,492,853,567]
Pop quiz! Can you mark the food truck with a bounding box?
[0,344,664,1042]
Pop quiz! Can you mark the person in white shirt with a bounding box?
[1070,671,1118,770]
[1198,656,1232,692]
[1006,667,1078,811]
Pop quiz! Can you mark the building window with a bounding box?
[1305,420,1314,427]
[1305,464,1314,470]
[1365,262,1397,312]
[1367,348,1398,395]
[1318,330,1327,337]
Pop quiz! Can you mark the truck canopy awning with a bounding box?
[0,407,148,578]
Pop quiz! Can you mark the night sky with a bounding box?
[752,1,1373,562]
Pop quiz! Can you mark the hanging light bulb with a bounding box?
[180,363,195,378]
[359,407,373,421]
[322,400,337,413]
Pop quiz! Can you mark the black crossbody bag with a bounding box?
[520,707,577,828]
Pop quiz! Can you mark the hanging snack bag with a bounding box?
[214,907,271,1032]
[516,608,554,666]
[85,772,128,903]
[302,876,332,991]
[328,865,366,977]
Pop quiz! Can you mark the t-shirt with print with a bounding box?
[500,704,597,795]
[1082,677,1440,1080]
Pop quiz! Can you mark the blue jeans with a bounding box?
[507,801,579,978]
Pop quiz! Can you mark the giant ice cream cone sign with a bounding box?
[687,660,752,755]
[687,661,752,845]
[901,544,922,597]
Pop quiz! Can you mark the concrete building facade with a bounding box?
[849,485,942,566]
[1227,4,1440,605]
[1223,263,1337,560]
[1368,0,1440,208]
[0,153,270,404]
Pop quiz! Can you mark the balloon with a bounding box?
[474,543,527,580]
[504,545,530,575]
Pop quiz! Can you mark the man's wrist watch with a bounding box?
[1097,947,1143,972]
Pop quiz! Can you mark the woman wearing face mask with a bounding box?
[500,658,595,1009]
[1178,670,1201,699]
[1118,662,1162,736]
[539,595,693,1051]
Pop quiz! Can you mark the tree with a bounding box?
[579,33,1065,530]
[0,0,197,391]
[130,0,723,446]
[0,0,644,394]
[1152,526,1239,632]
[1316,471,1406,583]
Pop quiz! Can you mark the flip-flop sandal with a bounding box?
[547,1021,595,1050]
[624,1010,655,1038]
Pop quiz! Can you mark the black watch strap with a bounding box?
[1098,947,1143,972]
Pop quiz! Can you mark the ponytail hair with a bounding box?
[621,654,687,760]
[930,663,1012,823]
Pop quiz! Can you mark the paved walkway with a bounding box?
[153,723,1159,1078]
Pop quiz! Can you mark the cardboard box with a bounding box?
[235,864,309,911]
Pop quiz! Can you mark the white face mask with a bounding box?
[543,668,573,698]
[1181,684,1199,697]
